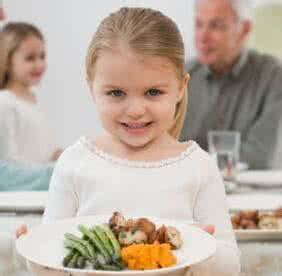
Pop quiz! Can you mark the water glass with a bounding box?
[208,131,241,180]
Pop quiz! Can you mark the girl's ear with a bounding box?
[177,73,190,102]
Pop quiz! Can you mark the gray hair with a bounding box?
[196,0,254,22]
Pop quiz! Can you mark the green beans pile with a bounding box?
[63,223,124,270]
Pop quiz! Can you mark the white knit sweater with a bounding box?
[43,137,240,275]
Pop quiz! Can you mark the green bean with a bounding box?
[64,239,91,260]
[100,224,121,260]
[76,256,86,269]
[78,225,111,263]
[68,252,80,268]
[62,249,76,267]
[94,225,114,256]
[65,233,95,259]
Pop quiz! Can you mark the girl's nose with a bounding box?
[125,99,146,119]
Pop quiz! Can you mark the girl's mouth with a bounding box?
[120,122,153,135]
[121,122,152,129]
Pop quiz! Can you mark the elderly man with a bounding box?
[181,0,282,169]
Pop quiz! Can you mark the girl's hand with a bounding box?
[51,149,63,161]
[200,224,215,235]
[16,224,28,238]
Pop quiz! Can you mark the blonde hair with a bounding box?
[0,22,44,89]
[86,7,188,140]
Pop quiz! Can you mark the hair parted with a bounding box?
[86,7,188,139]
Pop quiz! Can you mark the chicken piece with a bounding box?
[258,214,278,229]
[118,229,148,246]
[155,225,167,244]
[163,226,183,249]
[239,210,259,222]
[240,219,257,229]
[125,218,138,230]
[230,214,241,229]
[135,218,157,244]
[109,212,127,235]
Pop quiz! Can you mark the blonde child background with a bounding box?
[18,7,240,276]
[0,22,61,165]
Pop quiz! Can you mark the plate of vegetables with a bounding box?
[16,212,216,275]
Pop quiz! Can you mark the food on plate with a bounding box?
[109,212,183,249]
[258,214,279,229]
[230,206,282,230]
[62,212,183,271]
[121,242,176,270]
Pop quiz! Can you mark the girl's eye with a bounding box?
[25,55,36,62]
[147,89,162,97]
[107,90,125,97]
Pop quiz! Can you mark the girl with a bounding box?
[22,7,240,275]
[0,22,61,165]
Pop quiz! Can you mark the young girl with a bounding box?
[0,22,61,165]
[21,7,240,275]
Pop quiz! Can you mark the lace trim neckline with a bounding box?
[80,136,198,168]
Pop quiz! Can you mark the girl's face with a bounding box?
[9,35,46,88]
[90,47,189,149]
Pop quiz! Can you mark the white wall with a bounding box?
[3,0,196,147]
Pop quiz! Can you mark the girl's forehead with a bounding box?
[95,48,177,75]
[16,36,44,53]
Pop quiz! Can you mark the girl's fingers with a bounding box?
[201,224,215,235]
[16,224,28,238]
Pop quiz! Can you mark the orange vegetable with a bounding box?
[121,242,177,270]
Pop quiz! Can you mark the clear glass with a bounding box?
[208,131,241,180]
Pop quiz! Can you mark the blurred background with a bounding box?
[3,0,281,148]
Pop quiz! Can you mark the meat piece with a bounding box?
[109,212,127,234]
[230,214,241,229]
[136,218,156,235]
[155,225,167,243]
[164,226,183,249]
[118,229,148,246]
[154,225,183,249]
[240,219,257,229]
[258,214,278,229]
[239,210,259,222]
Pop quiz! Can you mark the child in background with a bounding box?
[0,22,61,165]
[20,7,240,275]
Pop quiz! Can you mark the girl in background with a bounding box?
[19,7,240,275]
[0,22,61,165]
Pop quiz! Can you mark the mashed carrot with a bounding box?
[121,242,177,270]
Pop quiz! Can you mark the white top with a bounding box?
[0,90,56,165]
[43,137,240,275]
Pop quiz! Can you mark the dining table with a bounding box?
[0,170,282,276]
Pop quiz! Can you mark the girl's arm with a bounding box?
[190,155,240,276]
[42,148,79,224]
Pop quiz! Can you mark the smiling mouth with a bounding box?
[121,122,153,129]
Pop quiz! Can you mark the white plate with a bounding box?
[235,229,282,241]
[0,191,47,212]
[227,194,282,211]
[236,170,282,187]
[16,214,216,276]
